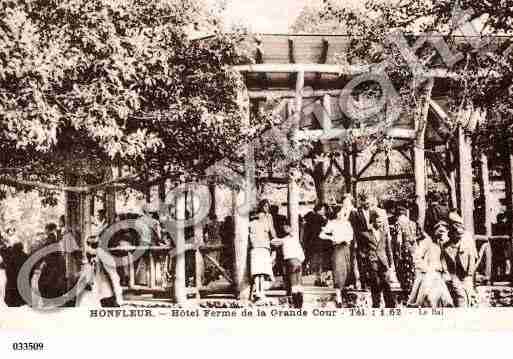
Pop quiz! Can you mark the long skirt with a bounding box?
[250,247,273,277]
[407,271,453,308]
[331,243,351,289]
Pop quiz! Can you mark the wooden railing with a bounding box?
[106,242,229,298]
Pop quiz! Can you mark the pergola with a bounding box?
[218,34,496,300]
[26,34,510,305]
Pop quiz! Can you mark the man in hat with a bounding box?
[360,212,396,308]
[442,212,478,307]
[425,192,449,238]
[393,203,417,294]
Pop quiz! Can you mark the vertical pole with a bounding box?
[232,90,253,300]
[104,167,116,225]
[149,251,156,289]
[504,142,513,284]
[457,124,475,235]
[480,153,492,236]
[318,94,331,203]
[288,71,304,238]
[414,144,426,228]
[127,252,135,288]
[352,143,358,199]
[208,183,218,219]
[192,187,204,293]
[413,78,434,229]
[446,145,458,209]
[173,191,187,304]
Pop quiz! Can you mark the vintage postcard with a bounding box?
[0,0,513,354]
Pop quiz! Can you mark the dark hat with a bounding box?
[396,205,408,215]
[448,212,463,225]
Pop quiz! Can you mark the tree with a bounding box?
[0,0,261,198]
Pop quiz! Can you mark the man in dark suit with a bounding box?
[350,193,378,290]
[359,212,395,308]
[425,192,449,238]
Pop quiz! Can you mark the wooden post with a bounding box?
[232,186,251,300]
[457,124,475,234]
[317,94,331,203]
[446,145,458,209]
[287,71,303,237]
[104,167,116,224]
[232,90,253,300]
[208,182,218,219]
[192,187,204,293]
[173,192,187,304]
[127,252,135,288]
[413,78,434,229]
[343,152,352,195]
[479,153,492,236]
[352,144,358,199]
[149,251,156,289]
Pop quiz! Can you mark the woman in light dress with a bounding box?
[407,221,453,308]
[320,194,355,307]
[249,199,276,301]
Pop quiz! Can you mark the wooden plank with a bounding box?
[357,174,414,182]
[248,89,343,99]
[297,128,416,142]
[232,64,451,77]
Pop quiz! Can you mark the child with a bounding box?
[276,224,305,308]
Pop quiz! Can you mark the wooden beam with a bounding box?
[356,150,380,179]
[192,187,204,293]
[414,78,435,229]
[397,148,413,165]
[233,64,452,77]
[456,120,475,235]
[426,152,453,191]
[357,174,414,182]
[288,39,297,88]
[445,144,458,208]
[173,191,187,304]
[297,128,416,142]
[203,254,233,284]
[248,89,343,99]
[231,96,253,300]
[504,143,513,240]
[351,143,358,198]
[479,153,492,236]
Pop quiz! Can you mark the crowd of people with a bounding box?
[0,191,495,309]
[248,191,490,309]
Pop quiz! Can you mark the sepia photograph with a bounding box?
[0,0,512,352]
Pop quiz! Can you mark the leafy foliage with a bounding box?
[0,0,259,197]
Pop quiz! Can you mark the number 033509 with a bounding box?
[12,342,44,351]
